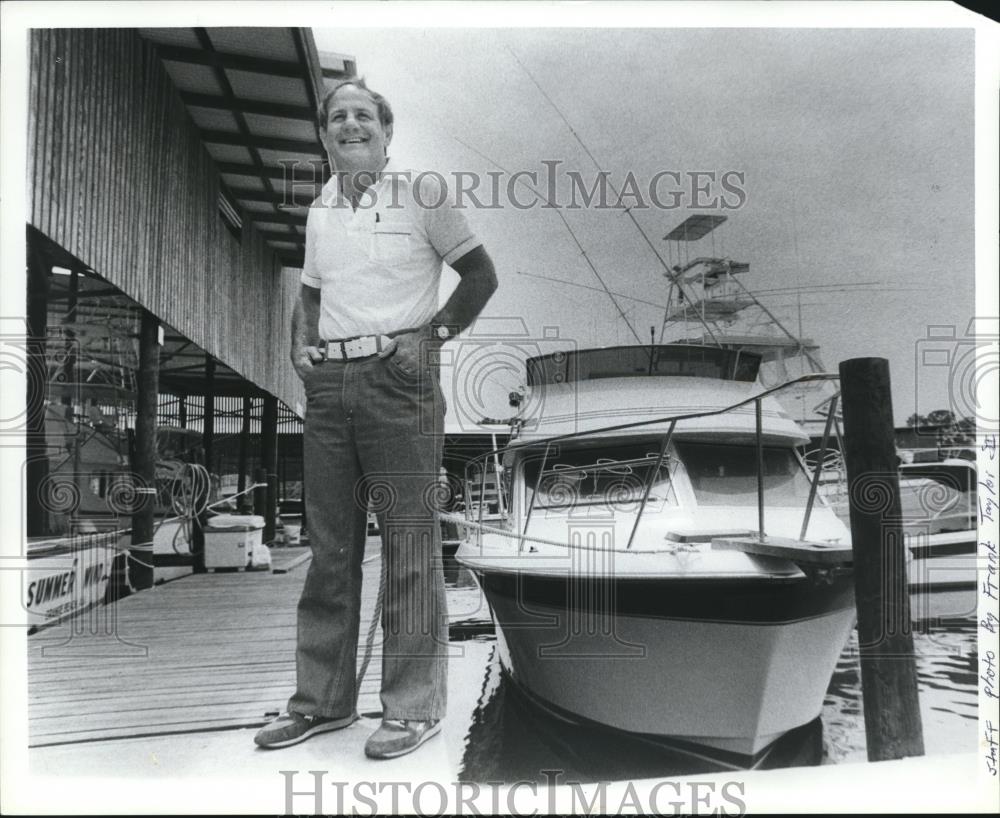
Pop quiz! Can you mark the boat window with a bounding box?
[522,441,676,511]
[898,477,974,533]
[527,346,761,385]
[675,441,811,507]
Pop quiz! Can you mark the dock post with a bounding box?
[190,449,207,573]
[253,467,267,520]
[203,355,215,473]
[261,394,278,544]
[839,357,924,761]
[26,230,51,537]
[237,395,251,511]
[130,310,159,591]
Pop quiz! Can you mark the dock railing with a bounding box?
[455,372,843,553]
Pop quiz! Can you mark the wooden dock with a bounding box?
[29,540,388,747]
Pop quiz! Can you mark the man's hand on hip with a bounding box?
[292,346,321,381]
[378,326,442,370]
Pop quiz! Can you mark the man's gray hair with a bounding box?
[318,77,394,131]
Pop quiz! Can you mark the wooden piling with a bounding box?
[26,231,51,537]
[189,448,207,573]
[236,395,251,511]
[130,310,159,590]
[253,467,267,520]
[838,357,924,761]
[203,355,215,473]
[261,394,278,544]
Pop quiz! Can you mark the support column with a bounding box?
[60,266,80,407]
[190,446,207,574]
[25,231,51,537]
[253,467,267,518]
[203,355,215,474]
[130,310,159,591]
[63,266,81,531]
[237,395,251,511]
[261,393,278,544]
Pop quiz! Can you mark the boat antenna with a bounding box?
[452,135,643,344]
[504,44,720,346]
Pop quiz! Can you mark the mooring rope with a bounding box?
[43,481,271,572]
[356,551,385,691]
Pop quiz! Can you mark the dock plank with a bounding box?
[27,539,395,747]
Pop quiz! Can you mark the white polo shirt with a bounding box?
[301,160,481,340]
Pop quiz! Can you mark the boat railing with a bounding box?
[457,371,843,553]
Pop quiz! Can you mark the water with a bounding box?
[445,565,979,782]
[822,621,978,764]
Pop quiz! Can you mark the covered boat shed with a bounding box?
[25,28,355,585]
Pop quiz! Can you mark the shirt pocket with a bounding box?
[370,216,413,264]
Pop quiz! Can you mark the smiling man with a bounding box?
[253,78,497,759]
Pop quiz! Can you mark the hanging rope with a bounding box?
[93,480,268,573]
[355,550,385,690]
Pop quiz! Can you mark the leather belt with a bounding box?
[315,326,422,362]
[317,334,392,361]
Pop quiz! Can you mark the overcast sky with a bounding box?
[315,27,975,429]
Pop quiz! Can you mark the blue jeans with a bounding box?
[288,351,448,721]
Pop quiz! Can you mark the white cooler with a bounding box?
[204,514,265,569]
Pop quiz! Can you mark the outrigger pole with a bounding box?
[503,44,722,347]
[452,135,643,345]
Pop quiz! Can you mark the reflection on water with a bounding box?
[451,612,979,783]
[822,620,978,764]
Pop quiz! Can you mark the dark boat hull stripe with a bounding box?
[476,571,855,625]
[909,540,977,559]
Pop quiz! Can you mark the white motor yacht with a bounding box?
[455,344,856,757]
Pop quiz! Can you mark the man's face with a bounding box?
[321,85,391,171]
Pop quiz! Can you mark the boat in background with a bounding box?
[455,343,856,757]
[659,215,834,436]
[899,458,978,622]
[657,215,979,623]
[809,449,979,622]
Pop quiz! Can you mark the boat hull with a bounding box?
[469,568,856,756]
[906,529,978,622]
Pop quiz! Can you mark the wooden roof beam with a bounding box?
[201,129,322,155]
[229,188,315,207]
[217,161,326,182]
[156,44,313,79]
[256,228,304,241]
[245,210,307,227]
[180,91,315,120]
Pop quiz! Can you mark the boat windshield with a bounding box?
[523,441,676,511]
[527,345,760,386]
[675,441,812,507]
[898,477,974,533]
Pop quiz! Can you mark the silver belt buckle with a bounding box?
[344,337,373,358]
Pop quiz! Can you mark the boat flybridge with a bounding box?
[452,343,856,758]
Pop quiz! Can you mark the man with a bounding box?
[254,78,497,759]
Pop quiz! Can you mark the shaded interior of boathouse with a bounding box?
[24,27,503,596]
